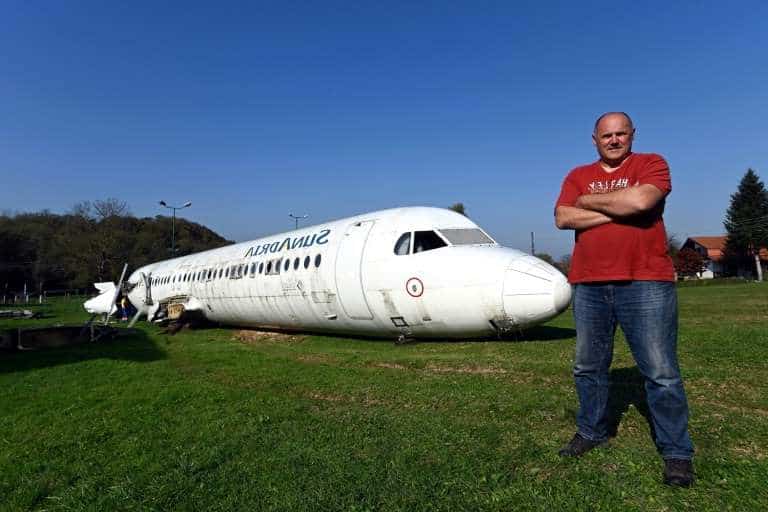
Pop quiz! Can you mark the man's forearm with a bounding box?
[575,184,665,217]
[555,206,612,230]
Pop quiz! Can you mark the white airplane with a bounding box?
[85,207,571,340]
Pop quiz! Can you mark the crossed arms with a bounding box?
[555,184,667,230]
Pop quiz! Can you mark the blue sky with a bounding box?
[2,1,767,258]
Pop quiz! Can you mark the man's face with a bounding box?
[592,114,635,165]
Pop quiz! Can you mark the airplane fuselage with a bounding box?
[121,207,571,339]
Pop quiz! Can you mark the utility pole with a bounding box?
[159,200,192,254]
[289,213,309,230]
[530,231,535,255]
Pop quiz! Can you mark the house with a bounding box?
[681,236,768,279]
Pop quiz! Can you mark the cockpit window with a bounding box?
[438,228,495,245]
[413,231,447,253]
[394,232,411,255]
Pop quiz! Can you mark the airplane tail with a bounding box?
[82,264,129,322]
[83,282,119,315]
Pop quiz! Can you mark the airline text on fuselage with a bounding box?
[243,229,331,258]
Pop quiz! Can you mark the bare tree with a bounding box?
[93,198,130,220]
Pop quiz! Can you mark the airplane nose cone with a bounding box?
[502,256,571,327]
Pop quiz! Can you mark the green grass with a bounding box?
[1,284,767,511]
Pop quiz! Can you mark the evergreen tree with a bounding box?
[724,169,768,280]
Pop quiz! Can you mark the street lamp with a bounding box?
[289,213,308,230]
[159,200,192,254]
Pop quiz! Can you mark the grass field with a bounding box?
[1,283,767,511]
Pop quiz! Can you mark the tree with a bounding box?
[674,248,705,278]
[724,169,768,281]
[0,200,231,293]
[555,254,571,276]
[667,233,680,260]
[449,203,467,216]
[534,253,555,265]
[93,198,130,220]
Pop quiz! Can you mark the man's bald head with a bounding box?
[594,112,634,133]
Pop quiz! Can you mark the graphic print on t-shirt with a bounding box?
[587,177,631,194]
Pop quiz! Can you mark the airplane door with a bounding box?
[335,220,375,320]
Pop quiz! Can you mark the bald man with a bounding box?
[554,112,694,487]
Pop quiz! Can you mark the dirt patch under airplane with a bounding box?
[233,329,306,344]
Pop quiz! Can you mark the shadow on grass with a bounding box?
[0,329,166,375]
[170,321,577,345]
[306,324,577,345]
[605,366,656,440]
[506,325,576,343]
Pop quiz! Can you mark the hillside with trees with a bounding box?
[0,199,232,294]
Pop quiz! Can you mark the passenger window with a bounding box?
[304,256,310,269]
[259,262,264,274]
[293,257,299,270]
[394,233,411,255]
[250,263,256,276]
[413,231,448,253]
[314,254,321,268]
[283,259,290,272]
[266,259,282,275]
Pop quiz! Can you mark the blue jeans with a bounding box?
[573,281,694,460]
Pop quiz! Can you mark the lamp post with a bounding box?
[289,213,308,230]
[159,200,192,254]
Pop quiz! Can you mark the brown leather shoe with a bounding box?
[558,433,606,457]
[663,458,694,487]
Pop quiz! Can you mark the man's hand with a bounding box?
[575,184,666,217]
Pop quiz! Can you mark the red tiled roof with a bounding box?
[686,236,768,261]
[687,236,726,261]
[688,236,727,249]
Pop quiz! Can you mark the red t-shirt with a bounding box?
[555,152,675,283]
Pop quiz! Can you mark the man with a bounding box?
[554,112,694,487]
